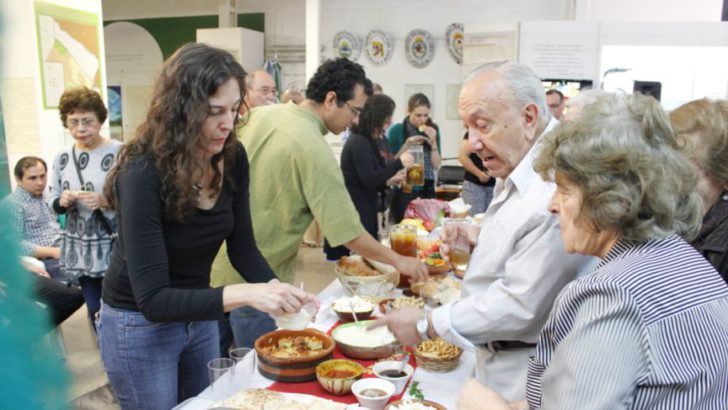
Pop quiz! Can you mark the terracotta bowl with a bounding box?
[254,328,335,383]
[332,321,399,360]
[385,399,447,410]
[315,359,365,395]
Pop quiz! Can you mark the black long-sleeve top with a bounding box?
[102,142,276,322]
[340,132,403,236]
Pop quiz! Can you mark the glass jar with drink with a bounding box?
[389,224,417,287]
[444,218,471,278]
[406,143,425,187]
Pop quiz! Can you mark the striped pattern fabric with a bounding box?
[526,235,728,409]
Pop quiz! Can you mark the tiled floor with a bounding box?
[66,245,334,409]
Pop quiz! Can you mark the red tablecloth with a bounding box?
[266,321,417,404]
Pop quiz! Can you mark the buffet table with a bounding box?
[174,279,475,410]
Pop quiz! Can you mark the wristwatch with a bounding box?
[416,316,430,341]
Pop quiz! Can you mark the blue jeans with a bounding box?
[98,303,218,409]
[78,276,103,332]
[229,306,276,348]
[462,180,494,215]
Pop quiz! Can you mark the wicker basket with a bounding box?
[335,264,399,300]
[413,347,462,373]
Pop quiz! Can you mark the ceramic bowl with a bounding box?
[315,359,365,395]
[254,328,335,383]
[352,378,395,410]
[372,361,414,396]
[332,321,399,360]
[385,399,447,409]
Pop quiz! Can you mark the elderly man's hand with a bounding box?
[369,306,423,346]
[457,379,515,410]
[440,223,480,262]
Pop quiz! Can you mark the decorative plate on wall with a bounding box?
[445,23,464,65]
[333,31,361,61]
[364,30,393,66]
[405,29,435,68]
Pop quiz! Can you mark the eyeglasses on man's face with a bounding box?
[345,101,362,117]
[255,86,277,96]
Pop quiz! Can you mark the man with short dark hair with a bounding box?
[545,89,565,120]
[227,58,427,349]
[238,58,426,284]
[2,156,63,278]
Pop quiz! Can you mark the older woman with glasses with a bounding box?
[48,87,121,330]
[457,93,728,410]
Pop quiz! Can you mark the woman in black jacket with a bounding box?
[325,94,413,259]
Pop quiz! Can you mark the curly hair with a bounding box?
[534,93,702,242]
[351,94,395,139]
[59,87,108,126]
[104,43,245,222]
[305,58,371,105]
[669,98,728,190]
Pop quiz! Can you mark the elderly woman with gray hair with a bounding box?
[670,98,728,283]
[457,93,728,410]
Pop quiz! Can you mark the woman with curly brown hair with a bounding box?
[99,43,317,409]
[48,86,120,330]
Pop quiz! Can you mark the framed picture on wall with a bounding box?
[404,84,435,115]
[446,84,462,120]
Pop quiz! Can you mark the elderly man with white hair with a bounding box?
[373,61,594,401]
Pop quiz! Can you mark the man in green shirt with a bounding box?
[226,59,427,345]
[239,59,426,282]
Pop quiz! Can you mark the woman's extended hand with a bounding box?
[59,189,78,208]
[225,282,319,316]
[400,151,414,168]
[387,169,407,187]
[404,135,427,147]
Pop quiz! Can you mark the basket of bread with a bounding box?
[413,337,462,373]
[335,255,399,299]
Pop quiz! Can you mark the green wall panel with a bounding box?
[104,14,264,59]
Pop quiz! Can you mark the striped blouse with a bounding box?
[526,235,728,409]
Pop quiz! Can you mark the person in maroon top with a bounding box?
[99,43,317,409]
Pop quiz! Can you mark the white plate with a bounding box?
[333,31,361,61]
[405,29,435,68]
[365,29,394,66]
[445,23,464,65]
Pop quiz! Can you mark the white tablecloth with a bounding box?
[174,280,475,410]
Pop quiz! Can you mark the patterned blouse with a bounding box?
[48,140,121,280]
[526,235,728,409]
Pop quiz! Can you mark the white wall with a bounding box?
[100,0,727,160]
[2,0,107,179]
[579,0,723,21]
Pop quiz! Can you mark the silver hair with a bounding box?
[565,89,610,114]
[244,69,271,90]
[534,93,702,242]
[465,61,551,126]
